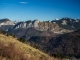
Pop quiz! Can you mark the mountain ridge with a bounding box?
[0,17,80,40]
[29,29,80,59]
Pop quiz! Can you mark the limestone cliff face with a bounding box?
[37,22,60,31]
[13,20,60,31]
[13,20,40,29]
[1,18,80,34]
[13,20,74,34]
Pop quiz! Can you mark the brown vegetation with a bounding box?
[0,34,55,60]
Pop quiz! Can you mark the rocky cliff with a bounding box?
[0,18,15,31]
[1,18,80,39]
[12,18,80,34]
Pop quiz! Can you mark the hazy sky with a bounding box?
[0,0,80,21]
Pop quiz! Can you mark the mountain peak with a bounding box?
[0,18,10,22]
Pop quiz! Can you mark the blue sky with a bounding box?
[0,0,80,21]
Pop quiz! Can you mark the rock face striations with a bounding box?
[0,17,80,39]
[12,18,80,34]
[13,20,40,29]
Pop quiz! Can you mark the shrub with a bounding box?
[51,53,70,58]
[0,30,6,34]
[6,33,15,38]
[29,42,39,49]
[18,37,26,43]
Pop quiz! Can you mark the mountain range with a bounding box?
[1,17,80,39]
[0,17,80,59]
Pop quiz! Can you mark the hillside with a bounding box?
[8,28,58,40]
[29,29,80,59]
[0,34,55,60]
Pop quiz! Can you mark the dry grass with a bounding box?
[0,34,56,60]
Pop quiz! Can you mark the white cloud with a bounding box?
[19,2,29,4]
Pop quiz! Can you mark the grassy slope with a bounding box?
[0,34,56,60]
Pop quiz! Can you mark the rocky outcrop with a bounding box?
[13,20,40,29]
[7,18,80,40]
[12,18,76,34]
[0,18,15,31]
[13,21,61,32]
[0,21,15,26]
[0,17,78,34]
[61,20,67,25]
[0,18,15,25]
